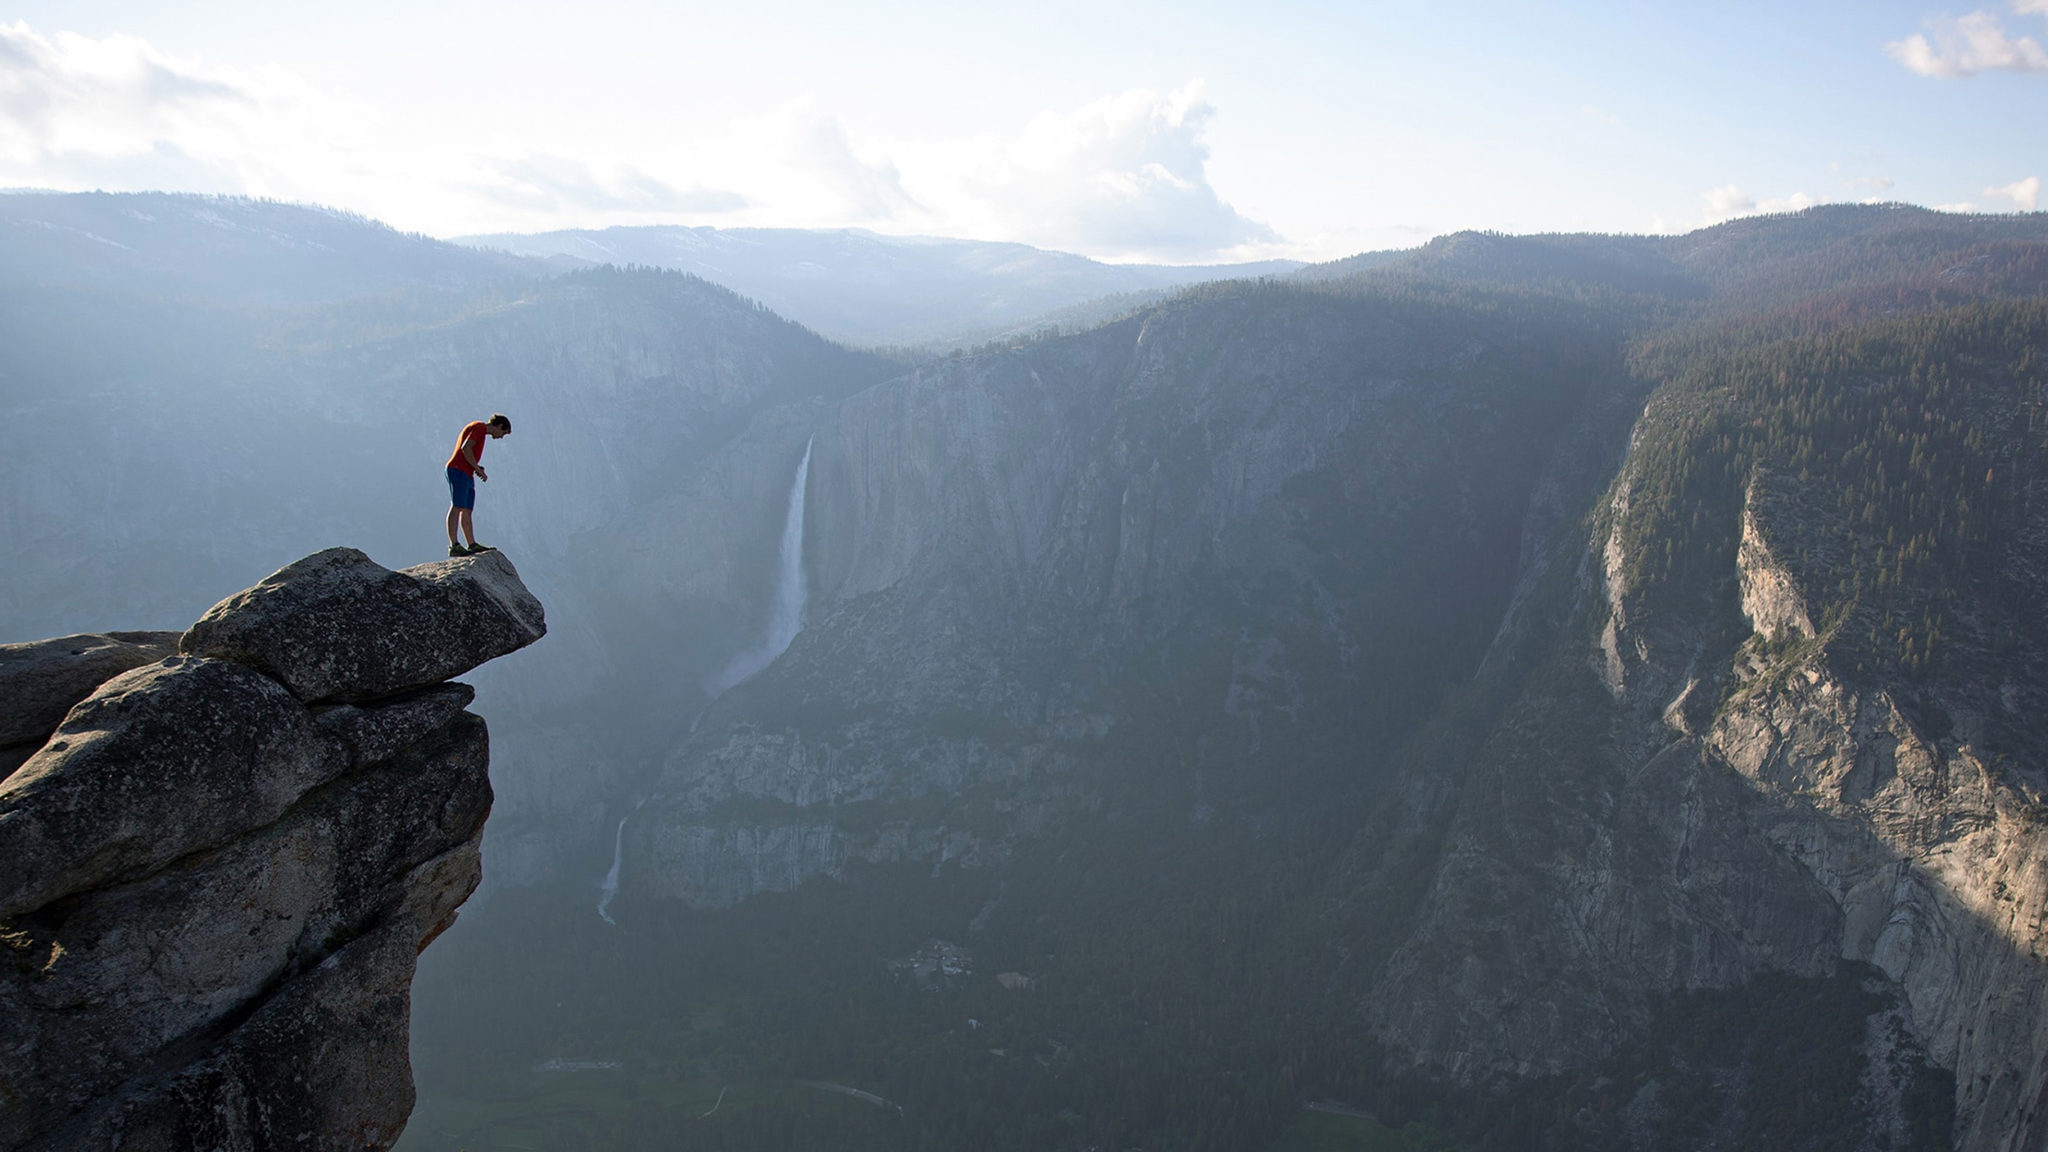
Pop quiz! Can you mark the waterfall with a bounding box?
[604,440,813,924]
[597,797,646,924]
[596,810,629,925]
[706,437,814,697]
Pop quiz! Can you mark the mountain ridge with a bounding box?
[454,222,1304,344]
[6,192,2048,1148]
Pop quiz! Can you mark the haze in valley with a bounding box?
[3,3,2047,1150]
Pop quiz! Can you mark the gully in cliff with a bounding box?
[0,547,543,1152]
[445,412,512,558]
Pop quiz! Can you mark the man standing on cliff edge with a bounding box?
[446,413,511,557]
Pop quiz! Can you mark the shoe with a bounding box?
[467,543,496,554]
[448,543,471,557]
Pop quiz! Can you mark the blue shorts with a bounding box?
[447,467,476,511]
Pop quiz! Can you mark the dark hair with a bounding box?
[488,413,511,432]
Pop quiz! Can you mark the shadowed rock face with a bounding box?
[0,657,341,920]
[0,631,181,771]
[0,549,542,1152]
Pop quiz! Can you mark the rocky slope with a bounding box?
[625,279,1639,908]
[1354,302,2048,1151]
[550,211,2048,1150]
[12,196,2048,1150]
[0,547,543,1152]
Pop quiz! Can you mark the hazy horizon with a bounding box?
[3,1,2043,264]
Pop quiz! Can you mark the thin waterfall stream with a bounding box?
[705,437,814,697]
[601,438,815,922]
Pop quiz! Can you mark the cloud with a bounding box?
[0,22,767,233]
[716,99,922,225]
[1701,185,1816,224]
[1759,192,1817,213]
[1701,184,1755,221]
[1985,175,2041,210]
[1886,9,2048,77]
[1580,105,1620,126]
[1847,175,1895,193]
[475,154,746,215]
[793,111,919,221]
[0,21,268,189]
[0,26,1272,256]
[905,82,1276,261]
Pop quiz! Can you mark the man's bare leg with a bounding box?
[447,506,462,548]
[458,509,477,548]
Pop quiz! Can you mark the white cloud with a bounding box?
[1701,184,1755,222]
[789,109,920,222]
[0,21,438,218]
[1886,11,2048,77]
[0,25,1275,258]
[1847,175,1895,193]
[1985,175,2041,210]
[1758,192,1817,213]
[471,155,746,216]
[1701,185,1817,224]
[678,98,925,229]
[0,24,903,235]
[898,82,1278,261]
[1935,201,1981,212]
[0,21,269,190]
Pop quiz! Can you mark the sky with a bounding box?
[0,0,2044,263]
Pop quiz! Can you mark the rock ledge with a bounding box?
[0,549,543,1152]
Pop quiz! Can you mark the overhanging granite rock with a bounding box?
[0,546,537,1152]
[180,548,546,704]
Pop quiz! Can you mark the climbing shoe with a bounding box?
[448,543,471,557]
[467,543,497,554]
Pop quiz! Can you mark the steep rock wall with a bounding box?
[0,548,543,1152]
[633,287,1632,908]
[1362,445,2048,1151]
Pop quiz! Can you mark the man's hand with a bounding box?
[476,467,488,482]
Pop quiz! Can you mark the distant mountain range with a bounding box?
[455,224,1303,345]
[0,190,529,305]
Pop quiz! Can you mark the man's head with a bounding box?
[488,413,512,438]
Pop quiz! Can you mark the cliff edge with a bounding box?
[0,547,545,1152]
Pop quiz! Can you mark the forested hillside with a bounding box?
[6,193,2048,1151]
[403,207,2048,1151]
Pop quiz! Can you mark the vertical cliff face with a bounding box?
[0,548,544,1152]
[1360,304,2048,1151]
[631,285,1635,907]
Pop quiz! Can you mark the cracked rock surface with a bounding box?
[0,549,543,1152]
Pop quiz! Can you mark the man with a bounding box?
[446,413,511,557]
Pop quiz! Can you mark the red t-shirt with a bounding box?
[447,421,488,474]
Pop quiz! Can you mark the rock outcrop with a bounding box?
[0,548,543,1152]
[1361,387,2048,1151]
[181,547,546,704]
[0,632,181,774]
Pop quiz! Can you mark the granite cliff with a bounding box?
[508,211,2048,1150]
[0,547,543,1152]
[628,281,1635,907]
[1354,301,2048,1151]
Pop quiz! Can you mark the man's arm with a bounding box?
[463,435,487,481]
